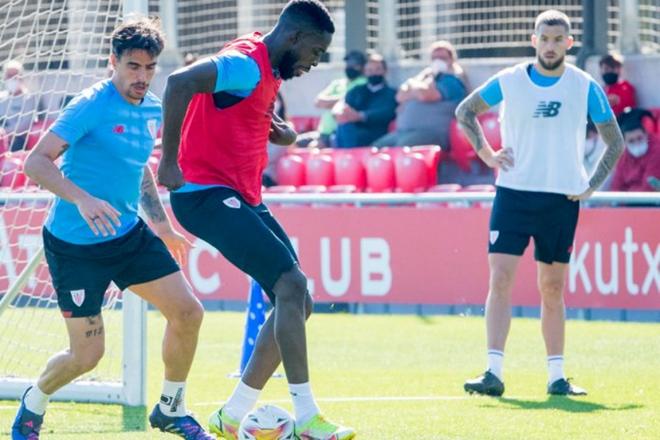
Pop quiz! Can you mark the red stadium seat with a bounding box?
[1,153,28,189]
[297,185,327,193]
[428,183,462,192]
[333,150,370,190]
[276,154,306,186]
[395,152,428,192]
[449,113,500,171]
[365,152,395,192]
[289,116,320,133]
[648,108,660,134]
[411,145,442,185]
[265,185,296,193]
[306,152,334,186]
[327,184,357,193]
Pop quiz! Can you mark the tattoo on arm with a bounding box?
[140,167,167,224]
[590,118,625,189]
[454,91,491,152]
[85,326,104,338]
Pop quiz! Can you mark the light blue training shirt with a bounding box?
[177,50,262,193]
[46,79,162,244]
[478,64,613,123]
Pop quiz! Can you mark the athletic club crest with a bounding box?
[489,230,499,244]
[147,119,158,139]
[223,196,241,209]
[71,289,85,307]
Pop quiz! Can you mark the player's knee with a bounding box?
[274,268,308,306]
[539,279,564,302]
[490,269,515,295]
[71,345,104,374]
[170,297,204,332]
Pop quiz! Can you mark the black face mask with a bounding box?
[602,72,619,85]
[367,75,385,86]
[345,67,362,80]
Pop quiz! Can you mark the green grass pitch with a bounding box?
[1,311,659,439]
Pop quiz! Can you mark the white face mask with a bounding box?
[430,59,449,75]
[627,140,648,158]
[5,78,20,94]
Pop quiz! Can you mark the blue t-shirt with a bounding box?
[177,51,262,193]
[45,80,162,244]
[478,64,613,123]
[435,73,467,102]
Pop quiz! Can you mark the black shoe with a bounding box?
[464,370,505,396]
[547,378,587,396]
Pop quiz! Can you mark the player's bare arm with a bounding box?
[140,166,191,264]
[24,131,121,236]
[158,58,218,191]
[455,91,514,171]
[568,117,624,201]
[269,112,298,146]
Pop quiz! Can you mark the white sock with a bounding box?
[289,382,320,425]
[487,349,504,380]
[547,355,565,384]
[159,380,187,417]
[24,385,50,416]
[224,380,261,422]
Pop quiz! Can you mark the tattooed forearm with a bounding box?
[454,91,492,152]
[140,166,167,224]
[85,326,104,338]
[590,118,625,189]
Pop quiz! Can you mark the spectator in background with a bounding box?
[313,50,367,147]
[600,53,637,116]
[0,60,45,151]
[611,109,660,191]
[334,53,396,148]
[374,40,466,149]
[263,92,290,187]
[183,52,199,66]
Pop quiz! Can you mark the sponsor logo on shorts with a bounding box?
[71,289,85,307]
[490,230,499,245]
[223,196,241,209]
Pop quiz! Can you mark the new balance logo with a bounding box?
[533,101,562,118]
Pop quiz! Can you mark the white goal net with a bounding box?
[0,0,146,406]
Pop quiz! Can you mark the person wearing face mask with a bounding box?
[333,53,396,148]
[610,109,660,192]
[0,60,46,151]
[599,53,637,117]
[373,40,467,151]
[313,50,367,147]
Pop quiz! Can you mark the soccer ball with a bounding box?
[238,405,295,440]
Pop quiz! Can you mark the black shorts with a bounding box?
[488,186,579,264]
[170,187,298,303]
[43,219,180,318]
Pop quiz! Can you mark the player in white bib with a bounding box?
[456,10,624,396]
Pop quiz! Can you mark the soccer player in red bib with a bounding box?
[158,1,354,439]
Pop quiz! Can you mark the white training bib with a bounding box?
[496,62,591,195]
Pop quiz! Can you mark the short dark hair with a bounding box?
[618,108,654,134]
[111,17,165,59]
[600,53,623,68]
[368,53,387,71]
[534,9,571,33]
[280,0,335,34]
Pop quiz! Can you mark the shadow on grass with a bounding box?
[122,405,147,431]
[483,396,642,413]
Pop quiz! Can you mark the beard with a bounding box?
[278,50,298,80]
[538,54,564,71]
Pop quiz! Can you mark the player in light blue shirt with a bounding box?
[477,63,613,123]
[13,18,213,440]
